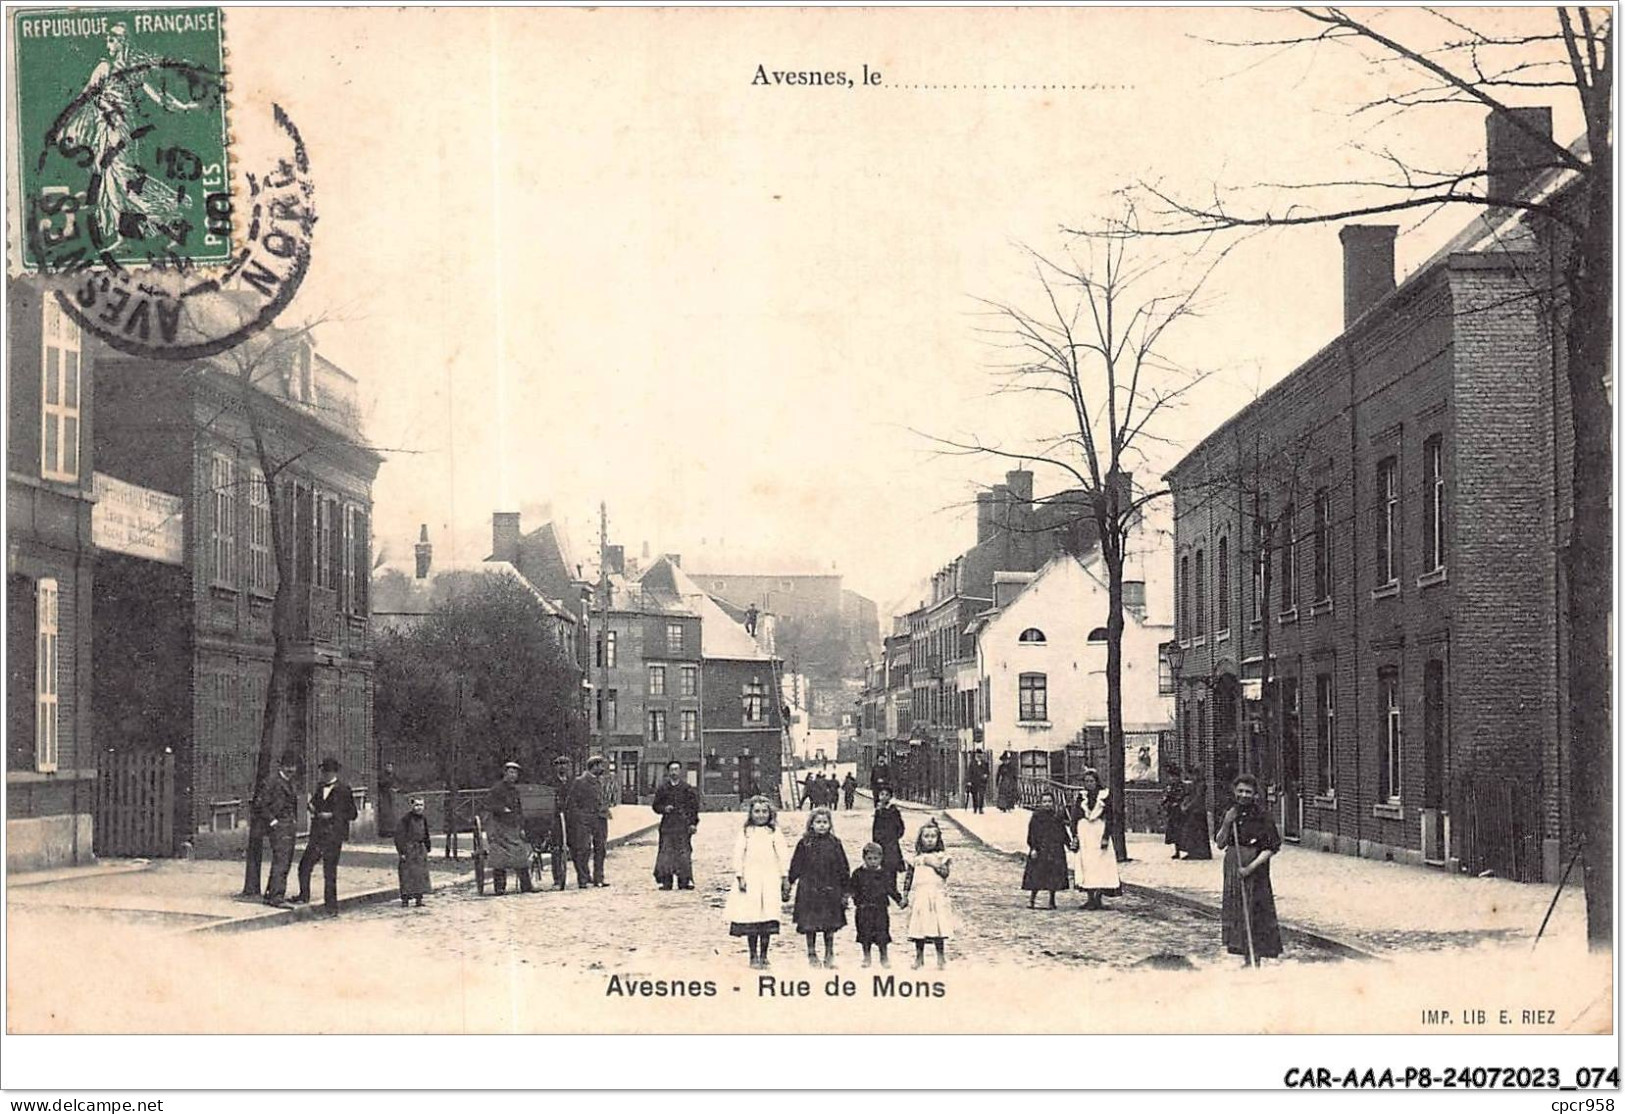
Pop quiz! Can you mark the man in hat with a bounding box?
[651,759,701,890]
[484,760,536,895]
[376,761,398,839]
[257,752,302,908]
[546,755,574,889]
[564,754,613,888]
[295,757,358,912]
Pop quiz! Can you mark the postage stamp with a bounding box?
[14,6,231,272]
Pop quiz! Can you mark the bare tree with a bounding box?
[1113,7,1612,946]
[933,230,1223,858]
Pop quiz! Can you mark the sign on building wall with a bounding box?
[92,473,184,565]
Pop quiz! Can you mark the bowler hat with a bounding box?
[553,755,572,765]
[319,757,341,773]
[503,760,522,771]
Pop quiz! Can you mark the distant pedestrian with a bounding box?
[652,760,701,890]
[965,753,989,814]
[801,772,816,810]
[484,761,536,895]
[295,757,358,912]
[1215,773,1284,963]
[841,772,858,811]
[395,796,432,907]
[849,842,904,968]
[869,757,893,797]
[376,762,398,839]
[547,755,573,889]
[257,752,301,908]
[1070,769,1120,910]
[565,755,613,887]
[1023,789,1073,910]
[995,751,1019,811]
[728,796,789,969]
[871,787,906,888]
[1177,766,1213,861]
[903,819,956,969]
[1163,762,1186,859]
[788,806,851,968]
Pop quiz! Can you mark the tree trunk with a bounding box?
[1566,149,1612,950]
[1104,510,1129,862]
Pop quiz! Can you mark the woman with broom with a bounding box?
[1214,773,1284,964]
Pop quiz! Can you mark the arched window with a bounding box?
[1018,628,1046,643]
[1087,627,1108,643]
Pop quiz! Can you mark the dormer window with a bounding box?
[1018,628,1046,643]
[1087,627,1108,643]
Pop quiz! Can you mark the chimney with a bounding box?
[1486,106,1554,205]
[976,491,995,544]
[1339,225,1398,329]
[492,511,521,563]
[414,523,433,579]
[1004,469,1034,506]
[604,544,625,576]
[665,553,682,568]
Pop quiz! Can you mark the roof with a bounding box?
[371,559,574,621]
[641,556,774,661]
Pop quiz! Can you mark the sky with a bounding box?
[215,6,1579,615]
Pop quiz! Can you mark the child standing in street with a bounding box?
[849,842,905,968]
[903,819,956,969]
[787,806,852,968]
[728,795,789,969]
[1023,789,1074,909]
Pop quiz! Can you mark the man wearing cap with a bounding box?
[564,755,613,888]
[546,755,574,889]
[485,761,537,895]
[257,752,302,908]
[651,759,701,890]
[295,757,358,912]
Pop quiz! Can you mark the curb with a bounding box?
[187,817,663,935]
[935,810,1377,963]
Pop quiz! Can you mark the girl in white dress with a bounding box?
[1071,769,1121,910]
[727,795,789,968]
[903,819,956,969]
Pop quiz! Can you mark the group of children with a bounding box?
[727,795,956,970]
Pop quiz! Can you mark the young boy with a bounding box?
[849,842,906,967]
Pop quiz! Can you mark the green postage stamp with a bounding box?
[13,7,230,271]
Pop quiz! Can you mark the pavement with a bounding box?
[889,799,1590,957]
[4,805,660,933]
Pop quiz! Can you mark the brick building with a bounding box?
[92,334,382,841]
[1167,110,1576,881]
[7,283,97,870]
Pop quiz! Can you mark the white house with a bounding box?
[973,543,1174,785]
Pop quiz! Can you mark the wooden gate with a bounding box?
[95,750,176,857]
[1456,774,1542,882]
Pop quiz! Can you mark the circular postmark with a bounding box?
[28,62,316,362]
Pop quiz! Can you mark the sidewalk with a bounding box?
[893,799,1587,957]
[6,806,660,934]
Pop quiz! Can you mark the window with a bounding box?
[666,622,683,654]
[248,470,274,595]
[1251,521,1265,621]
[1279,504,1298,610]
[1313,489,1332,602]
[1423,436,1445,572]
[312,494,336,590]
[1281,676,1301,789]
[680,709,698,743]
[596,689,619,731]
[1159,649,1174,695]
[1178,555,1189,639]
[349,507,369,613]
[1193,548,1206,637]
[36,578,59,772]
[1315,673,1335,795]
[210,454,237,587]
[743,679,767,725]
[648,709,667,743]
[680,665,698,698]
[41,301,82,481]
[1087,627,1108,643]
[1018,672,1048,722]
[597,630,617,668]
[1379,670,1402,803]
[1018,627,1046,643]
[648,665,666,696]
[1216,536,1230,633]
[1376,456,1398,585]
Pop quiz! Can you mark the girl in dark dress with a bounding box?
[788,806,852,968]
[1023,790,1075,909]
[1177,767,1213,860]
[871,787,907,888]
[394,797,432,907]
[1215,774,1285,962]
[849,841,905,968]
[1162,762,1186,858]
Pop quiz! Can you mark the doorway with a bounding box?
[737,753,756,801]
[618,749,640,804]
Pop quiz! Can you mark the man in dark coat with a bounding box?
[295,757,359,912]
[565,755,613,888]
[485,760,535,895]
[651,760,702,890]
[965,753,990,814]
[1215,774,1284,961]
[871,787,906,887]
[1163,762,1186,858]
[841,772,858,811]
[257,753,301,908]
[547,755,574,889]
[376,762,398,839]
[869,758,893,797]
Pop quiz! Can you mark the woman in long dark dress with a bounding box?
[788,807,852,967]
[1022,790,1074,909]
[1177,766,1213,860]
[995,752,1020,811]
[871,787,907,887]
[1162,762,1185,858]
[395,797,432,907]
[1214,773,1284,962]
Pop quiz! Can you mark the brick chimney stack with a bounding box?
[492,511,521,564]
[1339,225,1398,330]
[414,524,433,579]
[1486,106,1555,205]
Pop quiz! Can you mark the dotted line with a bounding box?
[885,83,1135,91]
